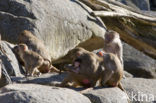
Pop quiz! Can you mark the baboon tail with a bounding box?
[118,82,125,91]
[50,65,61,74]
[118,82,131,103]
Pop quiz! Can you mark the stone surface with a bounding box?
[122,78,156,103]
[0,41,24,87]
[123,42,156,78]
[115,0,150,10]
[0,0,106,61]
[84,87,129,103]
[150,0,156,10]
[0,84,91,103]
[124,71,133,78]
[11,72,156,103]
[11,72,66,85]
[0,41,24,76]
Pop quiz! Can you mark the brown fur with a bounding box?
[104,30,123,65]
[16,44,59,76]
[18,30,60,73]
[58,47,124,90]
[18,30,51,61]
[16,44,43,76]
[13,45,25,66]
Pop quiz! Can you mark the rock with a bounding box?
[84,87,129,103]
[0,41,24,87]
[150,0,156,11]
[122,78,156,102]
[0,41,24,76]
[0,66,12,88]
[0,84,91,103]
[124,71,133,78]
[11,73,66,85]
[115,0,150,10]
[0,0,105,61]
[123,42,156,78]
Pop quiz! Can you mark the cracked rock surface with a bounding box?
[0,0,106,61]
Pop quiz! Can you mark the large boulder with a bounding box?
[122,78,156,102]
[0,41,24,76]
[150,0,156,10]
[115,0,150,10]
[11,73,156,103]
[0,40,24,87]
[82,78,156,103]
[0,84,91,103]
[123,42,156,78]
[0,0,105,61]
[11,73,66,85]
[84,87,129,103]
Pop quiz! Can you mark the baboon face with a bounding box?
[60,48,103,88]
[18,44,28,51]
[15,44,29,56]
[13,46,19,53]
[18,30,33,42]
[68,47,86,59]
[105,31,119,43]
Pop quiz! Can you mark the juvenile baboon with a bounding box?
[63,58,81,73]
[104,30,123,65]
[16,44,44,76]
[15,44,59,76]
[18,30,51,61]
[13,45,60,74]
[100,53,123,88]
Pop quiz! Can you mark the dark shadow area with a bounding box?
[150,0,156,11]
[124,60,154,78]
[12,73,67,85]
[0,55,15,76]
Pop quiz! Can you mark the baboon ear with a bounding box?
[23,45,28,51]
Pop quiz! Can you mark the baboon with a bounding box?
[17,30,60,73]
[63,58,81,74]
[16,44,43,76]
[59,47,124,91]
[59,48,130,102]
[18,30,51,61]
[57,47,101,87]
[103,30,123,65]
[13,44,60,74]
[15,44,59,76]
[100,53,123,88]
